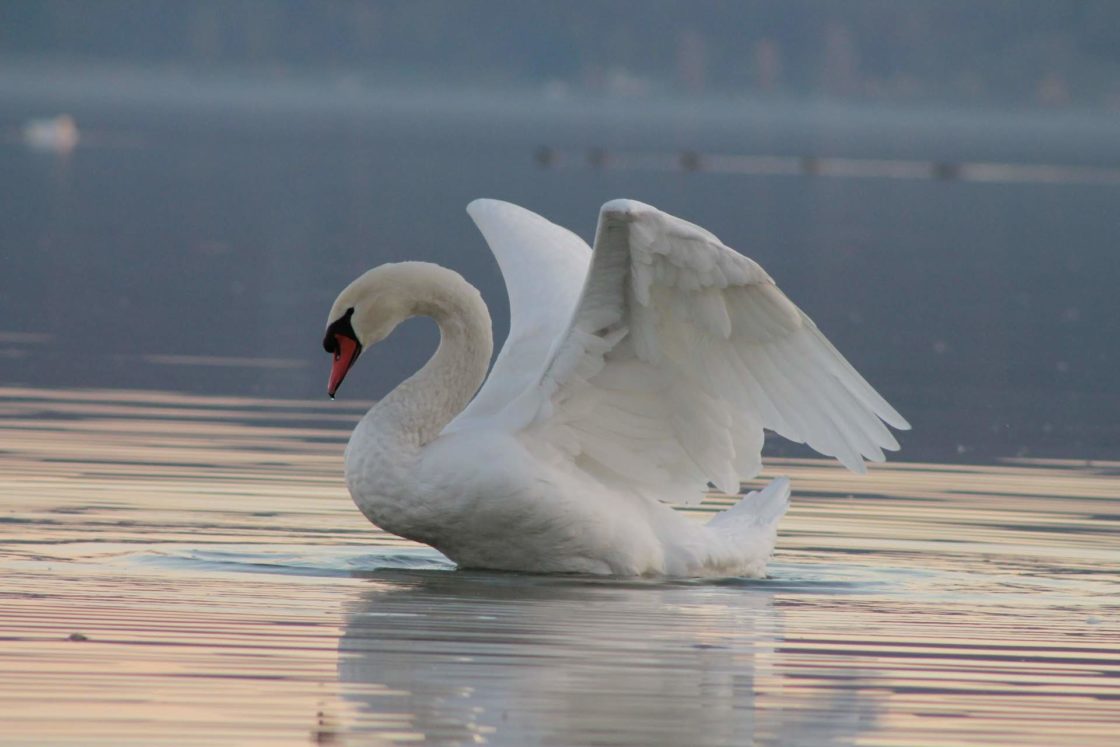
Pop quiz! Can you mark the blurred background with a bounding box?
[1,0,1118,464]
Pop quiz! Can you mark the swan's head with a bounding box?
[322,262,429,398]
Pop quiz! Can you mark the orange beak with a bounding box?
[327,335,361,399]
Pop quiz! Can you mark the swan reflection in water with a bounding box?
[337,566,879,746]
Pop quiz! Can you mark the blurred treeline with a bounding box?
[3,0,1120,107]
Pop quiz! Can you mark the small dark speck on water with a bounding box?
[312,709,338,744]
[67,633,88,641]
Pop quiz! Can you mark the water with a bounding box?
[2,388,1117,745]
[3,79,1120,744]
[2,79,1120,463]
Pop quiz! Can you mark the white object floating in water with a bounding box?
[321,199,910,577]
[22,114,79,154]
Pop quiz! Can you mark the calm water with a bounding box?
[1,388,1117,745]
[1,79,1120,463]
[2,80,1120,745]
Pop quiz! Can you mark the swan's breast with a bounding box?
[346,423,669,574]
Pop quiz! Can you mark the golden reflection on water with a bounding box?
[0,387,1117,746]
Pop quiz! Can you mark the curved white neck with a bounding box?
[361,271,494,449]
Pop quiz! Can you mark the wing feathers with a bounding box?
[448,200,591,431]
[476,199,907,506]
[805,322,911,430]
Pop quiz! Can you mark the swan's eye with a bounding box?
[323,307,357,354]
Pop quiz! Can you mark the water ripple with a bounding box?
[1,387,1118,746]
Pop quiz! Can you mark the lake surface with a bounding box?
[2,77,1119,745]
[2,74,1120,463]
[1,387,1117,746]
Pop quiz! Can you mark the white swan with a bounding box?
[323,199,908,577]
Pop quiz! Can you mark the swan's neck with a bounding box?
[364,273,493,449]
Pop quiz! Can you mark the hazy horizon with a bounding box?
[5,1,1120,111]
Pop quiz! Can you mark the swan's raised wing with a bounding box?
[514,199,909,504]
[447,199,591,431]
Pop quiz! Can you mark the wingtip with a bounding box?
[468,198,550,227]
[600,198,655,219]
[881,405,911,432]
[466,197,499,216]
[846,458,869,475]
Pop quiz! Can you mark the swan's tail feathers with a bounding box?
[706,476,791,536]
[698,477,790,578]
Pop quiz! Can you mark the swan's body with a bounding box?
[324,199,908,577]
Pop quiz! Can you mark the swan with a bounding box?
[323,199,908,577]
